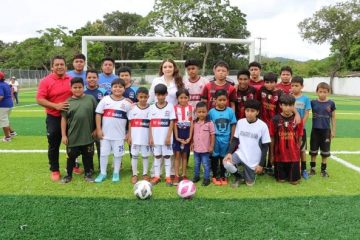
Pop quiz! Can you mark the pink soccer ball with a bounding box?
[177,180,196,199]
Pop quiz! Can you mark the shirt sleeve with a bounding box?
[268,119,275,137]
[228,86,237,103]
[305,96,311,110]
[261,122,271,144]
[36,78,48,99]
[95,98,105,114]
[201,83,209,100]
[331,100,336,111]
[229,108,237,125]
[147,79,157,104]
[233,121,240,139]
[169,104,176,120]
[209,122,215,135]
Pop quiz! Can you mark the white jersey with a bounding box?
[234,118,271,170]
[96,95,132,140]
[183,76,209,108]
[149,102,176,145]
[147,76,178,106]
[127,104,150,145]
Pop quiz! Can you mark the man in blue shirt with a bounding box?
[67,54,87,84]
[98,57,117,95]
[0,71,16,142]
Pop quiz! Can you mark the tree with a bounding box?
[298,0,360,92]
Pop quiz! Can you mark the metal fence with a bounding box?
[0,69,50,88]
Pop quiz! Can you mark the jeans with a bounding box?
[194,152,210,180]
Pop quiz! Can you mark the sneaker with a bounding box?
[202,179,210,186]
[84,173,94,183]
[2,137,11,142]
[173,176,180,186]
[221,178,228,185]
[112,173,120,182]
[266,167,274,176]
[131,175,138,184]
[231,178,241,188]
[142,174,150,181]
[51,171,61,181]
[246,181,255,187]
[310,168,316,176]
[302,170,309,180]
[94,173,107,183]
[73,166,83,175]
[192,176,200,183]
[150,177,161,185]
[321,170,329,177]
[213,178,222,186]
[62,175,72,183]
[170,175,175,181]
[10,131,17,137]
[165,177,172,186]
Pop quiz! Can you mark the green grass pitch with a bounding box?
[1,89,360,239]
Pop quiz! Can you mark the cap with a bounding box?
[0,71,5,80]
[11,76,16,79]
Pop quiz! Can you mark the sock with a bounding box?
[113,156,122,174]
[100,155,108,175]
[154,157,161,177]
[301,161,307,171]
[131,155,138,176]
[321,163,327,171]
[164,157,171,178]
[142,157,149,176]
[310,162,316,169]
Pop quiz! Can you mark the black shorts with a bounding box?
[274,162,300,182]
[309,129,331,157]
[300,129,307,152]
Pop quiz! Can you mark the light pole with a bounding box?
[256,37,266,63]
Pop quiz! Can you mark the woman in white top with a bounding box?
[148,59,184,105]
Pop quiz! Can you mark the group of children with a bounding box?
[60,58,336,188]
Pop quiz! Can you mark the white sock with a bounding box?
[164,157,171,178]
[100,155,108,175]
[154,157,161,177]
[142,157,149,176]
[113,156,122,174]
[131,155,138,176]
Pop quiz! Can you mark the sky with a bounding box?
[0,0,346,61]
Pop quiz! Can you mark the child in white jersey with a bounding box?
[127,87,151,184]
[149,84,176,186]
[94,78,132,183]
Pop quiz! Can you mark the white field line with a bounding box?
[13,104,39,108]
[330,155,360,173]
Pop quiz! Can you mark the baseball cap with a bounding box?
[0,71,5,80]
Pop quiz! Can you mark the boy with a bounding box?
[269,94,303,184]
[67,54,87,83]
[183,59,209,108]
[201,60,237,111]
[118,66,138,103]
[309,82,336,177]
[248,61,264,91]
[291,76,311,179]
[223,99,270,187]
[98,57,117,95]
[0,71,15,142]
[60,77,97,183]
[149,84,176,186]
[127,87,151,184]
[94,78,132,183]
[208,89,237,185]
[276,66,293,94]
[235,69,257,120]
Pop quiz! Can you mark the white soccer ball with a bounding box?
[134,180,152,200]
[177,180,196,199]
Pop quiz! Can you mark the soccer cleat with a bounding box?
[94,173,107,183]
[51,171,61,181]
[2,137,11,142]
[165,177,172,186]
[84,173,94,182]
[214,178,222,186]
[192,176,200,183]
[310,168,316,176]
[131,175,138,184]
[302,170,309,180]
[150,177,161,186]
[142,174,150,181]
[73,166,83,175]
[321,170,329,177]
[221,178,228,185]
[62,175,72,184]
[202,179,210,186]
[112,173,120,182]
[172,176,180,186]
[245,181,255,187]
[10,131,17,137]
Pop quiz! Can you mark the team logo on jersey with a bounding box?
[214,118,230,133]
[103,109,127,119]
[131,119,150,128]
[150,119,170,127]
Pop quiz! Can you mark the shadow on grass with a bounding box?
[1,195,360,239]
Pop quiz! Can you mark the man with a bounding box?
[9,76,20,104]
[98,57,117,95]
[36,55,72,181]
[67,53,87,83]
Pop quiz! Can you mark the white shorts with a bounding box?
[0,108,11,128]
[131,144,151,157]
[100,139,125,157]
[153,145,173,157]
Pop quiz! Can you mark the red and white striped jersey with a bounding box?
[149,102,176,145]
[183,76,209,108]
[174,104,194,129]
[127,104,150,145]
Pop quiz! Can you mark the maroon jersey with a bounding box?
[249,79,264,91]
[276,82,292,94]
[269,114,303,162]
[235,86,257,119]
[201,81,237,110]
[258,87,283,126]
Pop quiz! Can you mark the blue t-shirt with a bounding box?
[208,107,237,137]
[84,87,107,103]
[67,70,87,84]
[0,81,14,108]
[295,95,311,119]
[98,73,117,95]
[124,85,139,103]
[311,99,336,129]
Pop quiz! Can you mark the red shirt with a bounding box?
[258,87,283,126]
[36,73,72,117]
[249,79,264,91]
[235,86,257,119]
[276,82,292,94]
[269,114,303,162]
[201,81,237,110]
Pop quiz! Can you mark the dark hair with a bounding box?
[101,57,115,65]
[154,83,168,95]
[244,99,261,111]
[248,61,262,70]
[237,69,250,79]
[70,77,84,86]
[196,101,207,109]
[316,82,330,92]
[51,55,66,66]
[86,69,98,77]
[184,59,200,68]
[111,78,125,87]
[176,88,190,98]
[136,87,149,95]
[158,59,184,89]
[291,76,304,86]
[280,66,293,75]
[214,60,229,70]
[279,94,296,105]
[215,89,227,99]
[263,72,278,83]
[72,53,86,61]
[117,66,132,76]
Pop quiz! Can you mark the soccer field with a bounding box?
[1,89,360,239]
